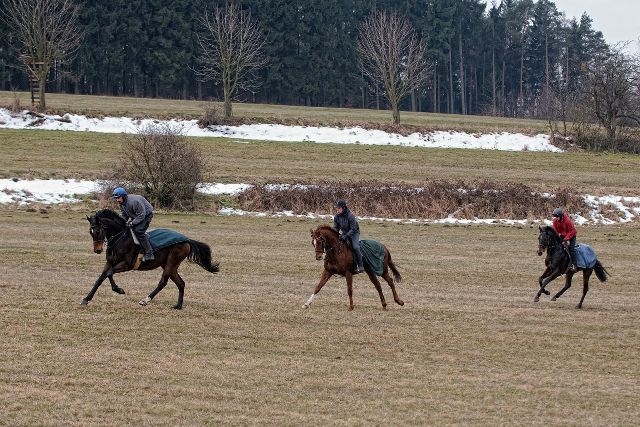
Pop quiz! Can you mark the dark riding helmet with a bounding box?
[336,199,347,209]
[552,207,564,218]
[112,187,128,199]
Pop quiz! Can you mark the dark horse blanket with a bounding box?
[360,239,385,276]
[574,243,597,269]
[148,228,189,252]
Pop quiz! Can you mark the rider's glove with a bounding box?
[126,219,133,227]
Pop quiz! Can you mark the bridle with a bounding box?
[312,234,340,258]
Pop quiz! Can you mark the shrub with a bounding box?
[113,123,205,209]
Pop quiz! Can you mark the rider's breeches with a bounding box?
[132,213,153,255]
[350,232,363,268]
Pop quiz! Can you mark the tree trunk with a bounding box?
[392,101,400,125]
[39,78,46,110]
[224,84,232,118]
[448,49,454,114]
[492,47,496,116]
[459,30,466,115]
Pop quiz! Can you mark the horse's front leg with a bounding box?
[345,272,354,311]
[534,267,562,302]
[303,269,332,309]
[82,261,129,305]
[108,275,126,295]
[139,267,171,307]
[551,271,574,301]
[538,266,552,295]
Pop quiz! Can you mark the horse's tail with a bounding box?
[387,250,402,284]
[188,239,220,273]
[594,259,609,282]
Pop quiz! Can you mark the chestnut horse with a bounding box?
[304,225,404,311]
[83,209,219,309]
[535,225,608,308]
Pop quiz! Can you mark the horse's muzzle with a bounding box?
[315,254,323,261]
[537,248,543,256]
[93,242,104,254]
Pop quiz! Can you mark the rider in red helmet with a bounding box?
[551,207,577,273]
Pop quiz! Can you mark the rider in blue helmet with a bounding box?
[112,187,155,262]
[333,199,364,274]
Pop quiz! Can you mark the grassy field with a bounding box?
[0,210,638,425]
[1,128,639,196]
[1,93,639,424]
[0,90,550,134]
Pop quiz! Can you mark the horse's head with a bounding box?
[310,229,326,260]
[538,225,560,256]
[87,210,126,254]
[87,213,106,254]
[310,225,340,261]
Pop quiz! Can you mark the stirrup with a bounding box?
[142,253,155,262]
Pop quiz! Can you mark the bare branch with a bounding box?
[357,11,432,125]
[1,0,83,109]
[197,3,266,118]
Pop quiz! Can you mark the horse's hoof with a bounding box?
[533,296,540,303]
[139,297,151,306]
[542,290,550,295]
[113,288,125,295]
[397,300,405,306]
[576,304,583,309]
[173,305,182,310]
[348,306,354,311]
[80,299,89,305]
[551,297,557,301]
[302,304,309,309]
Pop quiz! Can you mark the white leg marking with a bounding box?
[303,293,316,309]
[139,296,152,306]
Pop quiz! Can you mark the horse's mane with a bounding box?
[315,225,339,237]
[543,225,561,240]
[95,209,126,226]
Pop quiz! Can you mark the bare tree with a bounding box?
[357,11,431,125]
[0,0,83,110]
[197,3,266,118]
[583,45,640,143]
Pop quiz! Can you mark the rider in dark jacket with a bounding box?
[112,187,155,262]
[333,199,364,273]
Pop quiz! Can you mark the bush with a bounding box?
[113,123,206,209]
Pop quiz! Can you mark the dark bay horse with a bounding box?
[84,209,219,309]
[535,225,608,308]
[305,225,404,311]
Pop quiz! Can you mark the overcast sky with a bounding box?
[550,0,639,52]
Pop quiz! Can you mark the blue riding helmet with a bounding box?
[552,207,564,218]
[336,199,347,209]
[112,187,128,199]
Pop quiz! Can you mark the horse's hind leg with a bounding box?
[140,268,171,307]
[381,271,404,306]
[169,270,186,310]
[366,271,387,310]
[577,269,592,309]
[551,272,574,301]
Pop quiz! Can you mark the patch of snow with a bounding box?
[0,108,561,152]
[0,178,96,204]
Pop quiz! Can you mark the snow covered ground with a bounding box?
[2,178,638,225]
[0,108,561,152]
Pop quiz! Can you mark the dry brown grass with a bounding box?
[2,128,640,197]
[238,180,591,220]
[1,209,639,425]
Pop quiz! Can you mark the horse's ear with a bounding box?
[86,215,91,222]
[539,225,543,231]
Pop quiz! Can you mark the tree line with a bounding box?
[0,0,621,119]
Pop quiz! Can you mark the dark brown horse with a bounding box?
[304,225,404,311]
[535,225,608,308]
[83,209,219,309]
